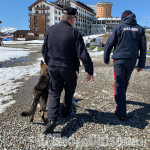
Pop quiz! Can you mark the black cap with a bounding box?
[121,10,133,19]
[62,7,77,17]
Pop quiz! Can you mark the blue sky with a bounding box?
[0,0,149,29]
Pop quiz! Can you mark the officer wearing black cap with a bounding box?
[42,6,94,133]
[104,10,147,121]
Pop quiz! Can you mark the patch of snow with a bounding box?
[0,45,44,113]
[89,51,104,56]
[0,47,30,62]
[2,40,44,45]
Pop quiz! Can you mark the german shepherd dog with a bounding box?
[21,60,49,123]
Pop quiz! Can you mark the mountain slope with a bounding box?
[0,27,17,35]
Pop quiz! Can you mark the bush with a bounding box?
[147,51,150,56]
[97,47,104,51]
[88,46,96,50]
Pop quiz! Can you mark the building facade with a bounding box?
[29,0,63,39]
[55,0,96,35]
[96,2,113,18]
[28,0,121,38]
[28,0,96,38]
[91,17,121,35]
[13,30,37,41]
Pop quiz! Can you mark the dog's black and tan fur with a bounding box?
[21,60,49,123]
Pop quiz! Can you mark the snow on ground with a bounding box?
[0,57,43,113]
[0,45,43,113]
[0,47,31,62]
[2,40,44,45]
[83,34,105,43]
[83,34,105,40]
[89,51,104,56]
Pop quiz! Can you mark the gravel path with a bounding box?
[0,44,150,149]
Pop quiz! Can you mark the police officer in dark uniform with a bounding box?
[104,10,147,121]
[42,7,94,133]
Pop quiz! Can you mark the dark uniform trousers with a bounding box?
[47,67,77,122]
[113,58,137,116]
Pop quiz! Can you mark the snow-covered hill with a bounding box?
[0,27,17,35]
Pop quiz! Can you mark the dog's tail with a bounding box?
[21,93,40,116]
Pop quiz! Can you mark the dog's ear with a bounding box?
[40,60,44,67]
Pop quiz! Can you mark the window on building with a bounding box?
[34,27,38,32]
[36,11,39,14]
[102,21,105,24]
[43,5,45,7]
[55,17,57,20]
[55,10,57,14]
[34,16,37,20]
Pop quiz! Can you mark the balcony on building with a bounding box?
[28,12,50,16]
[106,26,113,30]
[34,6,50,10]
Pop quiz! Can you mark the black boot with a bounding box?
[115,110,126,121]
[43,121,56,134]
[61,106,72,118]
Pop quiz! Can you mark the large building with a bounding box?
[28,0,121,38]
[28,0,63,39]
[96,2,113,18]
[91,17,121,35]
[28,0,96,38]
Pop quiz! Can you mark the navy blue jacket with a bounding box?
[104,14,147,68]
[42,20,93,75]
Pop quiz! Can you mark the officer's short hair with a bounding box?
[61,13,75,20]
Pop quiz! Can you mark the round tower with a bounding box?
[96,2,113,18]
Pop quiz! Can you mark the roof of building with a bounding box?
[28,0,62,11]
[87,5,97,13]
[54,0,95,14]
[93,17,121,21]
[13,30,31,34]
[97,2,113,5]
[75,1,95,13]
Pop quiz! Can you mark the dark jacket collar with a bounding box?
[59,20,72,26]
